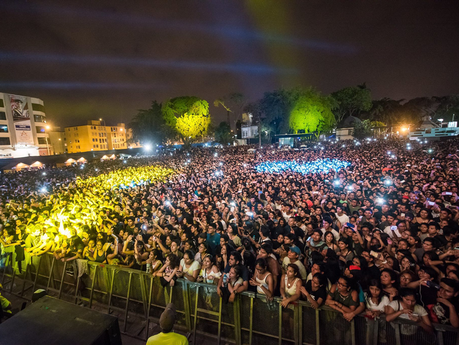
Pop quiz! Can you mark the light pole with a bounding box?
[45,125,51,155]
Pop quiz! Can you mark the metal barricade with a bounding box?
[1,254,459,345]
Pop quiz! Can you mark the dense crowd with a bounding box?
[2,137,459,338]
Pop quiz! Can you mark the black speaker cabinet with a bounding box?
[0,296,122,345]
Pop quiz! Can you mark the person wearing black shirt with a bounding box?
[300,273,327,309]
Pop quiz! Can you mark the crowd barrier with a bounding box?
[1,252,459,345]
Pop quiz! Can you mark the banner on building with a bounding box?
[10,94,34,146]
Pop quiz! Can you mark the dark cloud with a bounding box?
[0,0,457,127]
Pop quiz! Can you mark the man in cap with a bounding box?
[282,246,307,281]
[146,303,188,345]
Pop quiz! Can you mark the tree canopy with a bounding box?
[289,88,336,135]
[331,84,372,124]
[128,100,168,144]
[214,121,233,145]
[162,96,211,144]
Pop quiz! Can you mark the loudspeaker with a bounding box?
[0,296,121,345]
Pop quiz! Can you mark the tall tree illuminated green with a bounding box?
[162,96,211,144]
[289,88,336,135]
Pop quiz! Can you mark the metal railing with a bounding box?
[1,252,459,345]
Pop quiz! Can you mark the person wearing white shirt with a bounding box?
[335,206,349,226]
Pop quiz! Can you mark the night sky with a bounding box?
[0,0,458,128]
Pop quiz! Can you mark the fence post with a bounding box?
[315,308,320,345]
[192,285,200,345]
[20,263,31,297]
[1,253,12,285]
[293,304,300,345]
[88,265,98,308]
[106,268,116,312]
[123,272,133,333]
[233,295,242,345]
[394,323,401,345]
[145,275,155,340]
[139,273,149,320]
[248,294,254,345]
[32,256,42,294]
[181,281,192,332]
[372,319,379,345]
[437,330,444,345]
[217,296,223,345]
[46,256,56,291]
[57,260,68,299]
[278,301,283,345]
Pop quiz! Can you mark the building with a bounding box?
[236,113,259,145]
[64,120,127,153]
[0,92,51,158]
[335,127,354,141]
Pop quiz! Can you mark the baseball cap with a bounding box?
[289,246,301,255]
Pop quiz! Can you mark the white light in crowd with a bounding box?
[347,185,353,191]
[40,187,47,193]
[95,168,98,172]
[428,149,433,153]
[387,151,391,155]
[246,212,254,217]
[377,198,385,204]
[230,202,236,207]
[144,144,152,151]
[164,201,171,206]
[219,162,223,166]
[123,160,127,164]
[42,172,46,176]
[342,145,346,148]
[384,179,392,185]
[334,180,340,186]
[214,152,218,157]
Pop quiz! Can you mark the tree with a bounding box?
[331,84,372,124]
[128,101,169,144]
[353,119,372,139]
[162,97,211,144]
[368,98,404,125]
[213,92,246,130]
[257,88,299,134]
[214,121,233,145]
[434,95,459,122]
[289,88,336,136]
[401,97,440,124]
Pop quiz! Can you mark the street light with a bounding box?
[45,125,51,155]
[438,118,444,127]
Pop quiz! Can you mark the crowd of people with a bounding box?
[2,137,459,340]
